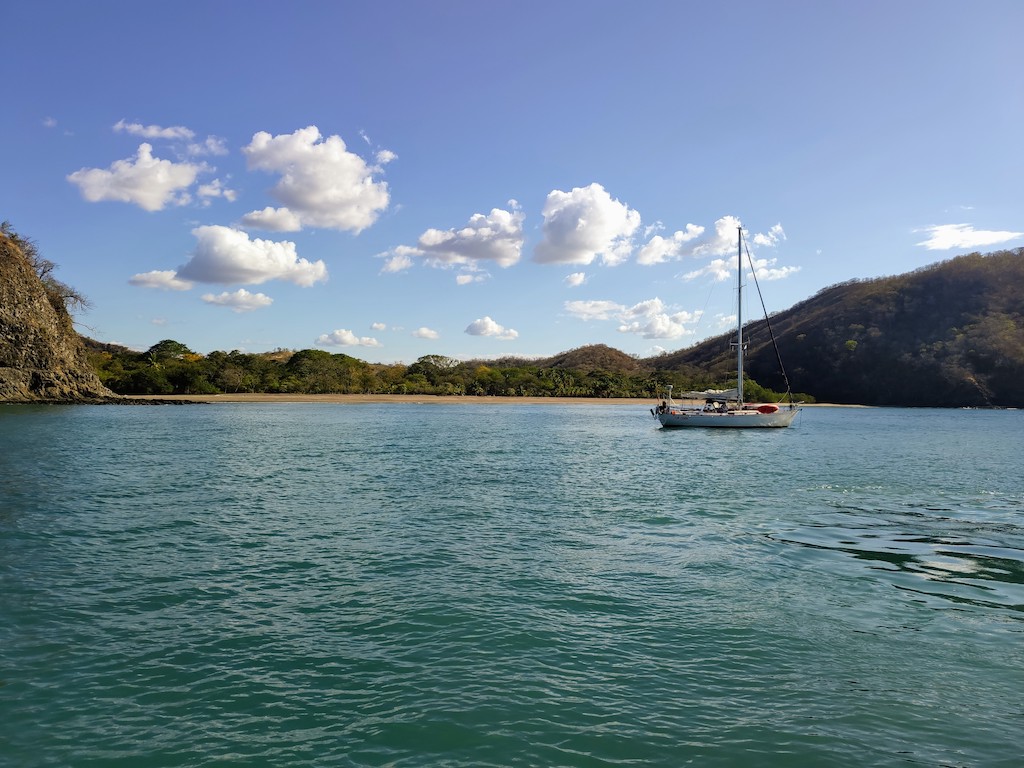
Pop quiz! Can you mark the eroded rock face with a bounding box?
[1,232,117,402]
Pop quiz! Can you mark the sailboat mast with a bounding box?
[736,226,744,406]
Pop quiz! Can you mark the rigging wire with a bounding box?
[742,234,796,404]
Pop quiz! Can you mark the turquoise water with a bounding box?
[1,403,1022,767]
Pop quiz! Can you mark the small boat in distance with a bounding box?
[653,226,800,429]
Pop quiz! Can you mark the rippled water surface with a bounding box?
[2,403,1022,766]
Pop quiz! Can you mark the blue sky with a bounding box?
[4,1,1022,363]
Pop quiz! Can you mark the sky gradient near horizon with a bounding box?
[4,1,1023,363]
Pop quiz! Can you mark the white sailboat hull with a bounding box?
[657,406,799,429]
[652,226,801,430]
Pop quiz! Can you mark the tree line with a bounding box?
[86,339,804,402]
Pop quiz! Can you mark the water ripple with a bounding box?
[2,404,1023,766]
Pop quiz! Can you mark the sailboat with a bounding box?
[652,226,800,428]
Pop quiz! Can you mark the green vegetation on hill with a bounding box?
[657,248,1024,407]
[86,248,1024,406]
[89,340,773,400]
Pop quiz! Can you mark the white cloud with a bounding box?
[420,204,524,268]
[112,120,226,156]
[534,183,641,266]
[382,203,525,274]
[565,297,701,340]
[371,322,387,331]
[456,273,487,285]
[316,329,382,347]
[915,223,1024,250]
[201,288,273,313]
[465,316,518,340]
[692,215,745,257]
[683,254,799,282]
[615,298,701,339]
[564,272,586,287]
[43,117,57,128]
[749,255,801,281]
[67,143,206,211]
[683,258,733,282]
[412,327,439,339]
[637,217,787,264]
[379,247,416,274]
[188,136,229,156]
[636,224,705,265]
[239,206,303,232]
[241,126,391,232]
[197,178,237,204]
[753,223,786,248]
[177,225,327,286]
[128,270,194,291]
[666,217,796,281]
[376,149,398,164]
[113,119,195,141]
[564,299,625,321]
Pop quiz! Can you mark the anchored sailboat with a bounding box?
[652,226,800,428]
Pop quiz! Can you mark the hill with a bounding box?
[537,343,645,374]
[646,248,1024,407]
[8,211,1015,407]
[0,224,118,403]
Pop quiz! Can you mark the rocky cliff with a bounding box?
[1,229,118,402]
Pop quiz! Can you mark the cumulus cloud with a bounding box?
[683,258,733,282]
[379,247,416,274]
[615,298,702,339]
[915,223,1024,250]
[635,217,795,282]
[636,224,705,264]
[128,270,194,291]
[683,253,800,282]
[412,327,440,339]
[381,203,525,278]
[565,297,701,340]
[564,299,625,321]
[564,272,586,287]
[753,223,786,248]
[197,179,237,205]
[239,206,303,232]
[188,136,229,156]
[316,329,382,347]
[177,225,327,286]
[465,316,518,340]
[371,322,387,331]
[418,204,524,267]
[240,126,391,233]
[637,217,788,265]
[748,256,801,281]
[456,273,487,285]
[114,119,195,140]
[533,183,641,266]
[67,143,206,211]
[201,288,273,313]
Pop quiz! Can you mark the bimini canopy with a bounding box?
[678,388,739,402]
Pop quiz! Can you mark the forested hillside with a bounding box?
[84,248,1022,407]
[85,341,692,400]
[652,248,1024,406]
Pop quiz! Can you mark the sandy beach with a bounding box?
[126,393,844,407]
[126,393,658,406]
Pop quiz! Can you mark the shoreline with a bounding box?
[125,393,854,407]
